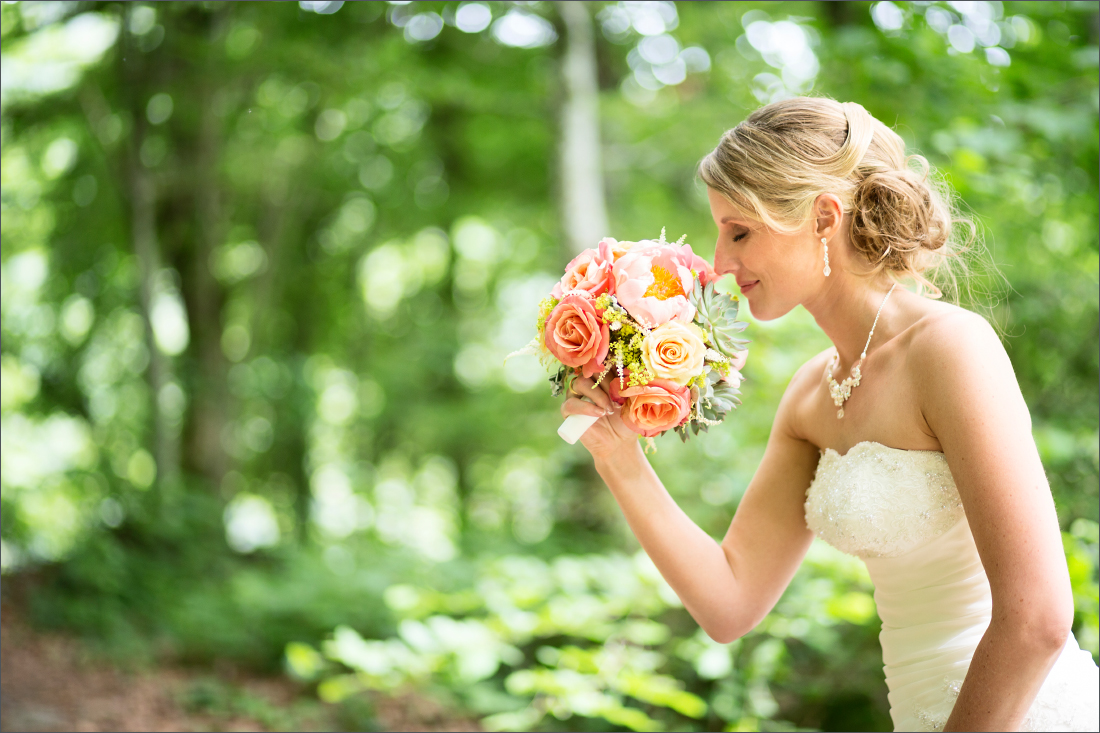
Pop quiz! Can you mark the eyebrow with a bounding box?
[720,216,749,225]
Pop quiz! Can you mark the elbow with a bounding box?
[1032,596,1075,652]
[705,628,739,645]
[705,621,749,645]
[998,605,1074,654]
[1033,612,1073,653]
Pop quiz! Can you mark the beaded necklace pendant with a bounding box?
[823,283,897,419]
[825,354,862,418]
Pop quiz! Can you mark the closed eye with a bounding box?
[732,232,747,242]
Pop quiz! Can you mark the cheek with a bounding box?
[754,241,803,280]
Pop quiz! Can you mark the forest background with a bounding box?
[1,1,1097,731]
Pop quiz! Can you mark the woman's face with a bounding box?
[707,187,822,321]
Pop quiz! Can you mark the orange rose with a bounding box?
[617,378,691,437]
[543,294,610,377]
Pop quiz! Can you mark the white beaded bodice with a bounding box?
[804,441,964,558]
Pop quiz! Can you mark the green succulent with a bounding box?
[705,378,742,418]
[690,280,749,359]
[675,369,743,441]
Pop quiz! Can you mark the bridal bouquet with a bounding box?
[518,229,748,446]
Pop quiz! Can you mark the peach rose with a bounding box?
[641,321,707,385]
[551,240,615,299]
[543,294,610,378]
[601,237,637,261]
[617,379,692,437]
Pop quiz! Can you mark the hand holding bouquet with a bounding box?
[513,229,748,449]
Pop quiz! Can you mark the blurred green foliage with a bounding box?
[1,1,1097,731]
[284,542,887,731]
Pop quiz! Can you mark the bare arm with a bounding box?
[917,313,1074,732]
[564,363,819,643]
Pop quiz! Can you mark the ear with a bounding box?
[813,193,844,240]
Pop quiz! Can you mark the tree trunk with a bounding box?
[557,1,610,255]
[182,84,231,492]
[122,6,180,487]
[181,11,232,493]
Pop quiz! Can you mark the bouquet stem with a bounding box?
[558,414,599,444]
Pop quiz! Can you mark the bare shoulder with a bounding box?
[789,346,836,394]
[904,301,1008,379]
[774,346,836,438]
[903,300,1025,432]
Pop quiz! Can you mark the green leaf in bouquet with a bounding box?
[549,366,568,397]
[690,280,749,359]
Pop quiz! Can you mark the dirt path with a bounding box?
[0,599,483,732]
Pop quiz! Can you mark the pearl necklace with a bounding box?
[825,283,897,418]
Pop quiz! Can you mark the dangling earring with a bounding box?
[822,237,831,276]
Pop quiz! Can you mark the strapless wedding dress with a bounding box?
[804,441,1099,732]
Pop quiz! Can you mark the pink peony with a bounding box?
[721,348,748,388]
[543,294,610,378]
[686,248,718,287]
[616,379,692,437]
[551,240,615,299]
[612,243,708,326]
[722,367,744,389]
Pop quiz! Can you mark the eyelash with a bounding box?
[732,232,747,242]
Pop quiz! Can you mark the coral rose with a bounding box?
[641,321,707,385]
[543,294,610,378]
[551,240,615,299]
[607,367,632,405]
[612,243,705,326]
[617,379,692,437]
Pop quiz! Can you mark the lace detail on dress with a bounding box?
[908,646,1100,732]
[1019,643,1100,732]
[804,441,964,558]
[907,678,961,731]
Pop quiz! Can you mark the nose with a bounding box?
[713,238,736,277]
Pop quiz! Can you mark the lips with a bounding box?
[738,280,759,293]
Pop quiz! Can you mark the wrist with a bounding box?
[593,439,647,477]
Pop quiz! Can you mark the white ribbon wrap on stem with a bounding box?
[558,413,599,444]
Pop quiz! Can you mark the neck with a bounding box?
[803,273,897,368]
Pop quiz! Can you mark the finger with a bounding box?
[568,375,594,395]
[571,377,614,411]
[561,396,610,419]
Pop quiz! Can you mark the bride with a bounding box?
[561,97,1099,732]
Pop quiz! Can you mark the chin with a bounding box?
[744,295,794,322]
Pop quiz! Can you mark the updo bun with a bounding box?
[849,157,958,273]
[698,97,977,299]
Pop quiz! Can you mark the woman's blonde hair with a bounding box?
[697,96,982,302]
